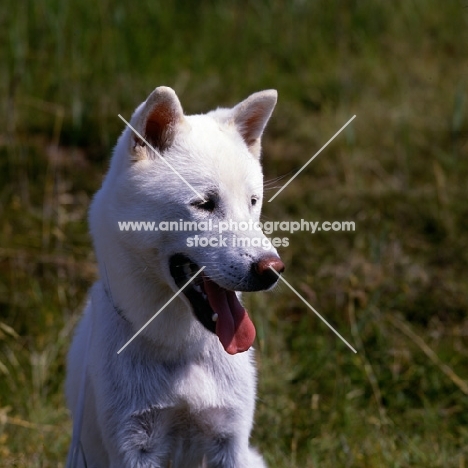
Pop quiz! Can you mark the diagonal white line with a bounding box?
[117,266,206,354]
[118,114,207,202]
[269,267,357,353]
[268,115,356,202]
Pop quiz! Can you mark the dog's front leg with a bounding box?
[108,407,173,468]
[200,439,267,468]
[246,447,268,468]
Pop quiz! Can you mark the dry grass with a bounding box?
[1,1,468,466]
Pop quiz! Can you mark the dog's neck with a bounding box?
[101,269,129,323]
[95,249,208,356]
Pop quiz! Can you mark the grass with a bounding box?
[1,1,468,466]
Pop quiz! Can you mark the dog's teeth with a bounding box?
[212,313,218,322]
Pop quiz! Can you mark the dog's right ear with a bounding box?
[132,86,185,158]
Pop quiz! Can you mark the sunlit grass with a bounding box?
[1,1,468,466]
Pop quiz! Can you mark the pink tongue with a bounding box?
[203,278,256,355]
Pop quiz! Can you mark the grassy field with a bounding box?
[1,1,468,466]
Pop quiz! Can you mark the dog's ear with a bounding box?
[232,90,277,158]
[133,87,185,156]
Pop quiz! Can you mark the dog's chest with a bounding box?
[172,362,219,408]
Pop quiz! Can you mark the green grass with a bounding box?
[1,1,468,466]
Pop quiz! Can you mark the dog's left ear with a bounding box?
[232,90,277,158]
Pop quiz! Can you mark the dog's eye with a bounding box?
[192,196,216,212]
[251,197,258,207]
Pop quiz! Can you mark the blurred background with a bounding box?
[1,1,468,466]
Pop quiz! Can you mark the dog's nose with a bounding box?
[252,255,285,289]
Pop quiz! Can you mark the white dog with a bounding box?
[66,86,284,467]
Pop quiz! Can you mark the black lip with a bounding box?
[169,254,216,334]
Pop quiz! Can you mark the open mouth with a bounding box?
[169,254,256,355]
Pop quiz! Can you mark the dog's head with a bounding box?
[92,87,284,354]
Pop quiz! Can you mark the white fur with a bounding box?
[66,87,279,467]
